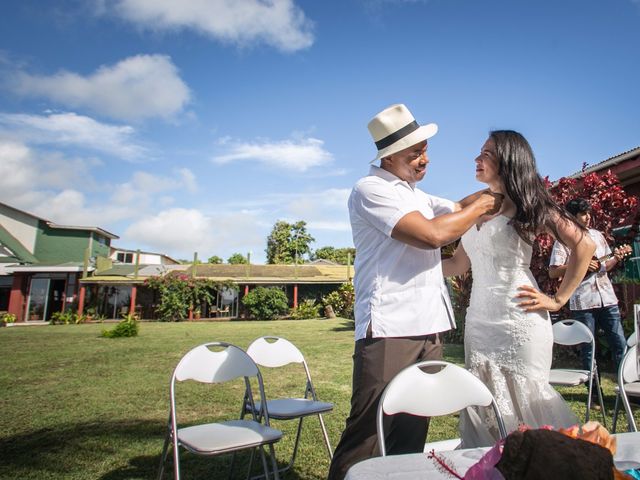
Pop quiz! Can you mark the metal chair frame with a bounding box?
[157,342,282,480]
[549,319,606,426]
[614,344,640,432]
[245,336,333,476]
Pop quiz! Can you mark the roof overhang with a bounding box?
[6,265,92,273]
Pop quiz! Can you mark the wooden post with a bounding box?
[293,284,298,309]
[129,285,137,318]
[78,285,86,316]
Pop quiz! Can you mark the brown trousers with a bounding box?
[327,332,443,480]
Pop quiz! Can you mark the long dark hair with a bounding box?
[490,130,582,243]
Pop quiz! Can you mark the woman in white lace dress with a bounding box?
[442,131,595,447]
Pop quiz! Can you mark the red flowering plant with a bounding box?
[530,170,639,310]
[145,273,236,321]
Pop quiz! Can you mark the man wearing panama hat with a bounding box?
[328,104,503,479]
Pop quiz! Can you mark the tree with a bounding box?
[207,255,223,264]
[265,220,315,264]
[227,253,248,264]
[313,246,356,265]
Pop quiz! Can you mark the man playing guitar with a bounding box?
[549,198,630,380]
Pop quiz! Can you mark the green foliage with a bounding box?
[290,299,321,319]
[50,311,86,325]
[145,274,235,321]
[227,252,248,264]
[101,314,139,338]
[242,286,289,320]
[207,255,223,264]
[266,220,315,264]
[322,283,354,319]
[1,312,16,323]
[312,246,356,265]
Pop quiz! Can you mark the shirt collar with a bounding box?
[369,165,416,189]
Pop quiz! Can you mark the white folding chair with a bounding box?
[376,360,507,456]
[612,333,637,432]
[246,336,333,475]
[615,345,640,432]
[157,342,283,480]
[548,319,606,426]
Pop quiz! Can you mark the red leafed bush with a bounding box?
[531,170,640,296]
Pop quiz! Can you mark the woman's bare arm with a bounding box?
[517,215,595,312]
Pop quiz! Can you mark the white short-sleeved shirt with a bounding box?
[348,166,456,341]
[549,229,619,310]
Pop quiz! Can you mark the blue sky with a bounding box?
[1,0,638,263]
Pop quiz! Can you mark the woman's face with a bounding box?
[475,137,501,188]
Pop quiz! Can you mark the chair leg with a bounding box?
[157,433,171,480]
[286,417,305,472]
[244,449,258,480]
[268,443,280,480]
[586,374,593,423]
[593,370,607,428]
[172,439,181,480]
[622,392,638,432]
[612,393,621,433]
[318,413,334,459]
[259,446,271,480]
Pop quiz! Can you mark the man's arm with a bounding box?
[391,191,502,249]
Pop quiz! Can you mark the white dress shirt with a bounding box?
[348,166,456,341]
[549,228,619,310]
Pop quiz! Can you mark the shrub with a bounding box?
[1,312,16,324]
[50,311,76,325]
[322,283,354,319]
[290,299,321,320]
[242,287,289,320]
[101,314,139,338]
[145,274,234,321]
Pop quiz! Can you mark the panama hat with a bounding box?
[368,104,438,163]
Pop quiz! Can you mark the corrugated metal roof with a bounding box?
[188,263,354,284]
[566,146,640,178]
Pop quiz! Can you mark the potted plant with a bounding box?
[0,312,17,327]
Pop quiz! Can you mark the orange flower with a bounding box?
[578,421,617,456]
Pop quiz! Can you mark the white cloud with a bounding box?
[212,137,333,172]
[0,138,200,232]
[0,112,149,161]
[111,0,314,52]
[10,54,190,122]
[109,169,198,207]
[124,207,264,259]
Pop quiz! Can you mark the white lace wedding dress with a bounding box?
[459,215,578,448]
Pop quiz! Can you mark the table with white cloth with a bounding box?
[345,432,640,480]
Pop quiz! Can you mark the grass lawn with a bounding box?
[0,319,636,479]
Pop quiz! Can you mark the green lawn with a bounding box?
[0,319,635,479]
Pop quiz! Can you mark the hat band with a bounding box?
[375,121,419,151]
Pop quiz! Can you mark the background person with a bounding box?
[549,198,628,375]
[328,104,503,480]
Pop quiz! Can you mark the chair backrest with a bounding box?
[247,336,305,368]
[628,332,637,348]
[170,342,269,427]
[376,360,506,455]
[552,320,594,346]
[173,342,258,383]
[620,345,640,385]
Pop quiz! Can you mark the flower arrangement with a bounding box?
[427,422,634,480]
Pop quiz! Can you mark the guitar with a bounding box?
[583,244,633,280]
